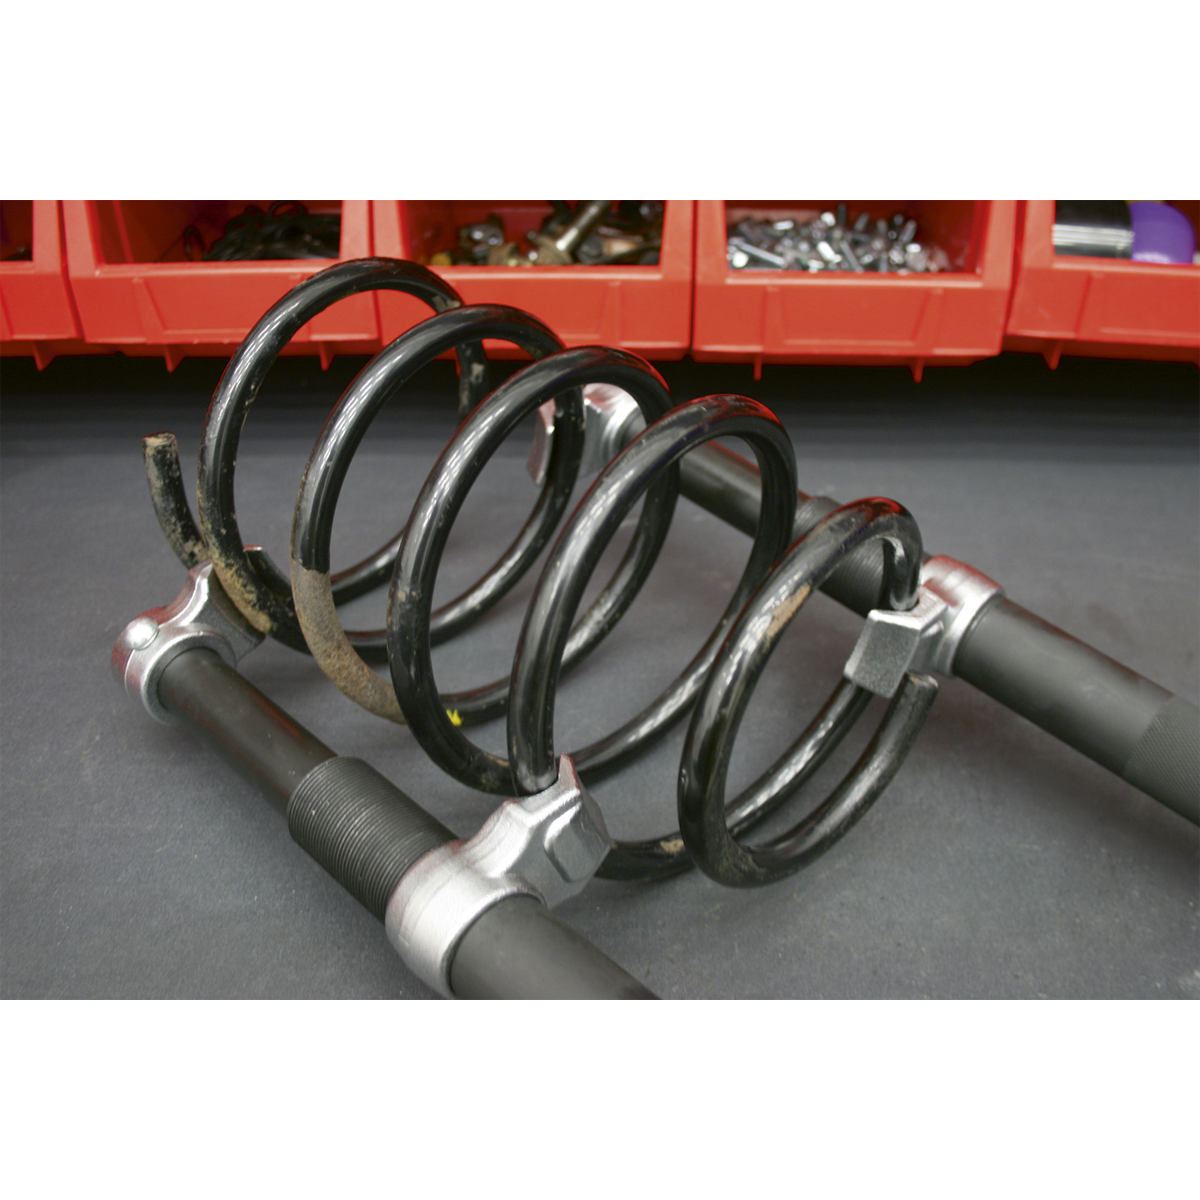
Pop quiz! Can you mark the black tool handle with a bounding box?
[953,599,1198,824]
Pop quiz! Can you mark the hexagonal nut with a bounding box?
[544,794,610,884]
[844,589,947,698]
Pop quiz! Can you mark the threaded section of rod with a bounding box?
[287,757,455,921]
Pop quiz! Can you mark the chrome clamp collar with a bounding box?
[845,554,1004,696]
[112,562,265,723]
[385,755,611,998]
[527,383,646,485]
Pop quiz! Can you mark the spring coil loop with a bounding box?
[146,259,937,886]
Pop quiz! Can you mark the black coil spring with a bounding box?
[144,258,937,887]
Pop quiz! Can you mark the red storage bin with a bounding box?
[371,200,693,360]
[691,200,1017,379]
[0,200,93,368]
[60,200,378,369]
[1003,200,1200,366]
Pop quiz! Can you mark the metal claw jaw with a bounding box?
[527,382,646,486]
[112,562,265,724]
[385,755,611,998]
[845,555,1005,696]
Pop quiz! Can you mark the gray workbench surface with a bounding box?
[2,351,1196,1000]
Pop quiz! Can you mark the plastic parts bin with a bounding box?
[1003,200,1200,367]
[0,201,92,369]
[691,200,1017,380]
[371,201,694,360]
[60,200,378,369]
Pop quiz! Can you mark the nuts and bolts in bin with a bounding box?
[726,207,951,274]
[456,214,507,264]
[441,202,663,267]
[527,200,613,265]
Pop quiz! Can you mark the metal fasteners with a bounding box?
[446,202,663,267]
[454,213,507,264]
[528,199,613,265]
[727,208,952,274]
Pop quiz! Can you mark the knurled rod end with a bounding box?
[1122,696,1200,825]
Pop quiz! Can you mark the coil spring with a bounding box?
[144,258,937,889]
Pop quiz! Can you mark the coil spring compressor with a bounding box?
[113,258,1200,999]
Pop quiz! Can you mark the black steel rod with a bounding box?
[674,443,1199,822]
[158,648,335,814]
[451,895,657,1000]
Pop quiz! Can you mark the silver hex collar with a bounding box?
[112,562,264,723]
[917,556,1005,677]
[845,554,1004,696]
[385,754,611,998]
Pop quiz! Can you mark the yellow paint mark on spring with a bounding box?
[447,709,463,726]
